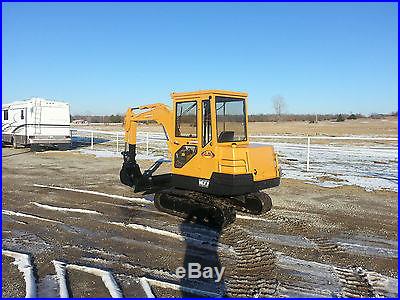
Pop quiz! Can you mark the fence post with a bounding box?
[91,132,94,150]
[306,137,310,171]
[146,132,149,156]
[116,132,119,152]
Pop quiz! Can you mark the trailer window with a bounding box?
[3,110,8,120]
[21,110,24,120]
[202,100,212,147]
[175,101,197,138]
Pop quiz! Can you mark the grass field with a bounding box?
[74,116,398,137]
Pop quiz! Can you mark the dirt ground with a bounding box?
[74,116,398,137]
[2,146,398,297]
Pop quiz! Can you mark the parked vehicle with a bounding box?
[2,98,71,150]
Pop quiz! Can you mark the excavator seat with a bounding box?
[218,131,235,142]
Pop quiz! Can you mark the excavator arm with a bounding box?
[123,103,173,147]
[120,103,173,191]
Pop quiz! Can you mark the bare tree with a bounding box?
[272,95,286,121]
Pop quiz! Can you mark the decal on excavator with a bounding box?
[198,179,210,188]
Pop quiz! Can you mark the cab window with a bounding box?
[216,96,247,142]
[175,101,197,138]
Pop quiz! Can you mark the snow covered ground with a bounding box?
[269,142,398,192]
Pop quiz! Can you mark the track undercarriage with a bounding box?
[154,188,272,228]
[121,155,273,228]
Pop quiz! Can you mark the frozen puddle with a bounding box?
[2,250,37,298]
[53,260,123,298]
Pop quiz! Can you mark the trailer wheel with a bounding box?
[58,144,70,151]
[11,137,18,149]
[30,144,42,152]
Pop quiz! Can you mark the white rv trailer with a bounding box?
[2,98,71,150]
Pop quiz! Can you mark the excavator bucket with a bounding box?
[120,155,142,188]
[120,147,171,193]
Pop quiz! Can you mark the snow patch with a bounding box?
[140,277,155,298]
[272,141,398,192]
[78,148,165,160]
[3,250,37,298]
[236,214,270,222]
[52,260,123,298]
[109,222,185,242]
[336,242,398,259]
[143,277,222,298]
[68,264,123,298]
[32,202,102,215]
[108,222,230,253]
[52,261,69,298]
[33,184,151,205]
[78,149,122,158]
[2,210,63,224]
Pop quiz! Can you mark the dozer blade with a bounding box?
[154,188,236,228]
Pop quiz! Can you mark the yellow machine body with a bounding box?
[170,90,280,182]
[122,90,280,196]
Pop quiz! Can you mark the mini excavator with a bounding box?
[120,90,280,227]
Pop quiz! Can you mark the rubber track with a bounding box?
[221,225,279,297]
[154,189,236,228]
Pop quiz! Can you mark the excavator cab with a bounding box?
[120,90,280,227]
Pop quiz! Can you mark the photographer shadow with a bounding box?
[179,216,226,297]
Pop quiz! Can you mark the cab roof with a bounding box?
[171,90,248,100]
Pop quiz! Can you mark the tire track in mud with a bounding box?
[335,266,393,298]
[15,184,394,297]
[335,267,376,297]
[262,211,345,255]
[257,211,395,298]
[30,183,345,257]
[221,225,279,297]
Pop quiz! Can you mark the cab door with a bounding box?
[198,98,217,180]
[171,99,201,177]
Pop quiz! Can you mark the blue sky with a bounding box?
[2,2,398,115]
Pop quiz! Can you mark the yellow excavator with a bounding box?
[120,90,280,227]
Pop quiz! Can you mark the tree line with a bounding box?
[72,111,397,124]
[71,95,397,124]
